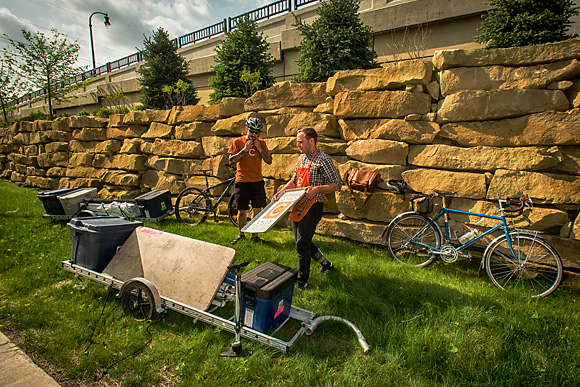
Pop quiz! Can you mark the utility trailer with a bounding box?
[61,225,370,355]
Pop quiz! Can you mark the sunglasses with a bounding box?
[249,130,260,134]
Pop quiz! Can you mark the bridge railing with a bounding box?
[177,20,228,48]
[229,0,291,29]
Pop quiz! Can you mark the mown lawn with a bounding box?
[1,180,579,387]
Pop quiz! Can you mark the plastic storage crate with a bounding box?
[67,217,143,272]
[135,189,173,219]
[241,262,298,333]
[37,188,81,215]
[59,188,98,216]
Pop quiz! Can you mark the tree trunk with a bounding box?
[46,68,53,120]
[0,95,7,122]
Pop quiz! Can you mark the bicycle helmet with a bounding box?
[386,179,406,194]
[246,117,263,131]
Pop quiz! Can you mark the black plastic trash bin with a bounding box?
[67,216,143,273]
[37,188,81,215]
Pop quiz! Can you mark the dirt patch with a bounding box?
[52,279,73,288]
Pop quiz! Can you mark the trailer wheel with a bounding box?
[120,278,162,321]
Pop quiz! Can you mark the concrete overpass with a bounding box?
[12,0,580,117]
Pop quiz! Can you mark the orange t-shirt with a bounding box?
[227,136,270,182]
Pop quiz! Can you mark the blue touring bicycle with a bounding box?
[385,190,563,298]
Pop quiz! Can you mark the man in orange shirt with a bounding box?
[228,117,272,245]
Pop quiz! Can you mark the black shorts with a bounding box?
[233,181,267,210]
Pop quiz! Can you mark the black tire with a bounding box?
[175,187,211,226]
[227,194,253,227]
[386,213,442,267]
[485,233,563,298]
[120,281,158,322]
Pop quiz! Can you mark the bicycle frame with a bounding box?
[411,200,521,263]
[200,175,236,211]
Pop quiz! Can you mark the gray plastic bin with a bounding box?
[37,188,81,215]
[67,217,143,272]
[59,188,98,216]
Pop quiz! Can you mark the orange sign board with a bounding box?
[241,188,307,233]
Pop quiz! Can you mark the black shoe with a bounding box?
[231,235,245,245]
[321,261,334,274]
[250,235,264,243]
[296,281,309,291]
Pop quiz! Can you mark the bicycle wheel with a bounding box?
[386,213,442,267]
[175,187,211,226]
[227,194,253,227]
[485,233,563,298]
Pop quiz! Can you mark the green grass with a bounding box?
[1,180,580,386]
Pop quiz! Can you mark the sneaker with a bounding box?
[320,261,334,274]
[250,235,265,243]
[231,235,245,245]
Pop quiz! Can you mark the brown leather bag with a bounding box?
[345,168,383,210]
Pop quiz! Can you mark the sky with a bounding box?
[0,0,270,70]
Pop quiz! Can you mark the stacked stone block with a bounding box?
[2,38,580,268]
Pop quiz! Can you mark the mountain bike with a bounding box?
[175,168,252,227]
[385,190,563,298]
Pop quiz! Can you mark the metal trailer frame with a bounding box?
[62,261,320,353]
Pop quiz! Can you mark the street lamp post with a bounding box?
[89,12,111,71]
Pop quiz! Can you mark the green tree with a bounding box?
[475,0,579,48]
[162,79,193,107]
[240,67,262,98]
[101,89,129,110]
[0,58,23,121]
[138,28,199,109]
[208,16,274,104]
[3,28,85,119]
[294,0,379,83]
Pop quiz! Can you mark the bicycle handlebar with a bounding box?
[501,194,531,217]
[428,189,532,218]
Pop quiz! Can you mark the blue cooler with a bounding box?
[67,217,143,272]
[241,262,297,333]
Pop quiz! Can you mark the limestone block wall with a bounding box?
[2,38,580,269]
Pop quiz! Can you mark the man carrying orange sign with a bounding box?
[272,128,342,290]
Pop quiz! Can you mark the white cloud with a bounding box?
[0,8,37,43]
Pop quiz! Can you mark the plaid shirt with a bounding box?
[291,148,342,203]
